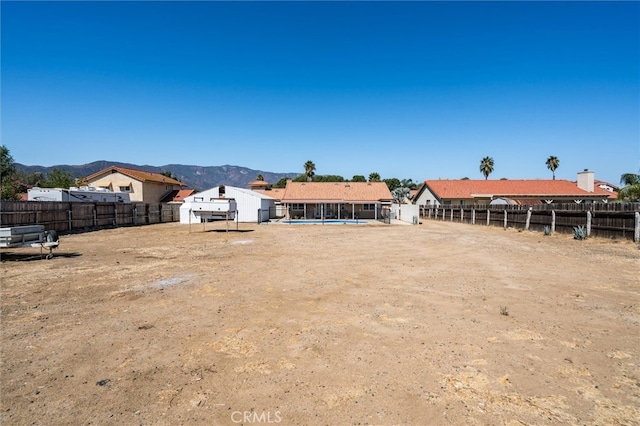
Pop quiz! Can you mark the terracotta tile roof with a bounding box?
[423,179,616,200]
[160,189,197,203]
[86,166,184,186]
[281,182,393,203]
[254,187,286,199]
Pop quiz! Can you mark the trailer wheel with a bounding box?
[45,230,59,243]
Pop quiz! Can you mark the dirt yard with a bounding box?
[1,220,639,425]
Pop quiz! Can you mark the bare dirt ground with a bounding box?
[1,220,639,425]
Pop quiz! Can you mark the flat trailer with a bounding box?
[0,225,60,259]
[189,198,238,232]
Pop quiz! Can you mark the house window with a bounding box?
[363,204,376,210]
[119,186,131,192]
[291,203,304,210]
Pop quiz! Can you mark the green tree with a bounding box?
[384,178,401,192]
[392,187,411,203]
[304,161,316,182]
[161,170,176,179]
[273,177,289,188]
[546,156,560,180]
[0,145,16,179]
[256,174,264,181]
[368,172,381,182]
[351,175,366,182]
[479,156,494,180]
[0,145,20,200]
[43,168,75,188]
[315,175,344,182]
[617,172,640,202]
[400,178,418,190]
[11,169,44,195]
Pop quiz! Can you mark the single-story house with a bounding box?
[279,181,394,220]
[85,166,186,203]
[180,185,277,224]
[413,170,616,207]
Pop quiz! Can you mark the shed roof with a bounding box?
[227,186,276,200]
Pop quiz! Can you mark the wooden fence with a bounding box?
[421,203,640,242]
[0,201,181,234]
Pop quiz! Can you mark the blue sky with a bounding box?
[2,1,638,185]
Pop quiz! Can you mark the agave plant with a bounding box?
[543,226,551,236]
[573,226,587,240]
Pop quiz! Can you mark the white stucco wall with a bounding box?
[391,203,421,224]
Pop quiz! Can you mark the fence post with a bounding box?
[486,209,490,226]
[442,208,445,221]
[93,207,97,227]
[450,208,453,222]
[472,208,476,225]
[133,207,137,225]
[114,204,118,226]
[551,210,556,232]
[460,208,464,223]
[635,212,640,243]
[68,210,72,231]
[503,210,508,229]
[525,208,532,230]
[586,211,592,237]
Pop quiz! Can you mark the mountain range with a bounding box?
[15,161,300,191]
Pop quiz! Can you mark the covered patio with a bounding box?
[280,181,394,222]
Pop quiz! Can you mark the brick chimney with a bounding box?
[577,169,594,192]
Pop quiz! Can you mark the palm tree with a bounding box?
[546,156,560,180]
[392,187,410,204]
[368,172,381,182]
[618,172,640,201]
[479,156,494,180]
[303,161,316,182]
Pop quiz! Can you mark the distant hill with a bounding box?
[15,161,300,191]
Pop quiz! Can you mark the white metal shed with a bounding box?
[180,185,276,224]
